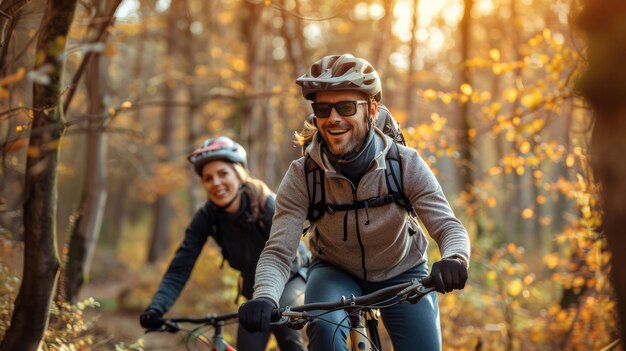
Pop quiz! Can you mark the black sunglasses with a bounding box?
[312,100,369,118]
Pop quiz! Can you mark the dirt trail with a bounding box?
[80,279,182,350]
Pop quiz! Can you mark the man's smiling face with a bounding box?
[314,91,376,156]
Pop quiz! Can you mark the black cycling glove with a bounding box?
[140,308,164,329]
[238,298,275,333]
[430,258,468,293]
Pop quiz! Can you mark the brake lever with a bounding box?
[273,307,311,330]
[398,278,436,303]
[163,320,181,333]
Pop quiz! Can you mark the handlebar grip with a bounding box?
[270,308,283,323]
[422,275,434,287]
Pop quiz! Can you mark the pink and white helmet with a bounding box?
[187,136,247,175]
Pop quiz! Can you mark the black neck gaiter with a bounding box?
[324,127,376,186]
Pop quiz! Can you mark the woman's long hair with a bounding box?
[232,163,272,223]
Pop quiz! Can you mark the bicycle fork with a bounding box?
[348,309,382,351]
[212,322,236,351]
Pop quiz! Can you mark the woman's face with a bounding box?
[200,160,242,211]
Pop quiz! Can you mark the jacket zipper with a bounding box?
[329,169,370,281]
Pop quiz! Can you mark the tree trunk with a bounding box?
[104,2,148,248]
[0,0,31,72]
[241,1,263,176]
[404,0,419,125]
[65,52,108,302]
[577,0,626,339]
[458,0,474,190]
[279,0,307,77]
[370,0,394,78]
[181,0,203,211]
[261,14,276,186]
[0,0,77,349]
[147,1,180,262]
[505,0,524,243]
[64,0,121,303]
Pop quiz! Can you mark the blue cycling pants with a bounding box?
[237,275,306,351]
[304,259,441,351]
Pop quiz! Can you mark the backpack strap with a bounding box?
[385,143,414,213]
[305,142,414,224]
[305,155,326,222]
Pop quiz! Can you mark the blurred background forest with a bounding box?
[0,0,621,350]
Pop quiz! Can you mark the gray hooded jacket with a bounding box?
[253,128,470,305]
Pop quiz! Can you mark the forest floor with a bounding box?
[80,271,180,350]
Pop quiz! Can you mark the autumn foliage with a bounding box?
[0,0,622,350]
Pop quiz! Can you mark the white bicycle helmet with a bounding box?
[296,54,382,102]
[187,136,247,175]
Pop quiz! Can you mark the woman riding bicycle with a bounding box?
[140,136,307,351]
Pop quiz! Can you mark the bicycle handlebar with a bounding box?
[271,275,436,324]
[146,311,239,333]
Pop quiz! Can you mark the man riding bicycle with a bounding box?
[239,54,471,350]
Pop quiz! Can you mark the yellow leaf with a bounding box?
[487,196,497,208]
[487,166,502,176]
[121,101,132,109]
[536,195,547,204]
[232,58,247,72]
[529,36,542,47]
[104,45,117,57]
[521,208,534,219]
[543,29,552,40]
[520,141,531,154]
[220,68,233,79]
[573,276,585,288]
[218,11,234,25]
[337,21,353,34]
[441,93,452,104]
[468,128,476,142]
[565,155,575,167]
[521,89,543,109]
[460,83,473,96]
[196,65,209,77]
[544,253,559,269]
[492,63,503,75]
[504,88,518,103]
[523,274,536,285]
[507,243,517,254]
[532,118,546,132]
[505,264,516,275]
[424,89,437,101]
[489,48,501,61]
[0,67,25,86]
[211,47,223,58]
[508,279,523,297]
[27,146,40,158]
